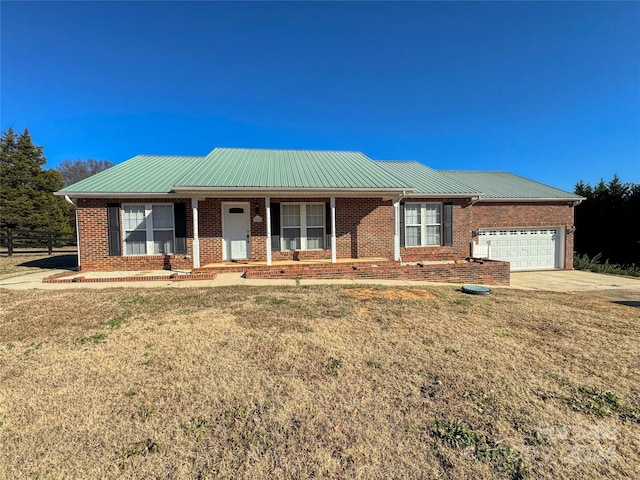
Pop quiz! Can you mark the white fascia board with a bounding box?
[170,187,414,197]
[57,187,419,199]
[55,191,176,198]
[475,197,585,203]
[403,192,483,199]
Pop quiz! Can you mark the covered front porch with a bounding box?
[188,195,403,269]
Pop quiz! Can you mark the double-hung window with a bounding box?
[405,203,442,247]
[123,203,175,255]
[282,204,301,250]
[281,203,325,251]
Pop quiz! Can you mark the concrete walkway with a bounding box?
[1,268,638,294]
[0,268,453,290]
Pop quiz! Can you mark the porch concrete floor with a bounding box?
[200,257,389,268]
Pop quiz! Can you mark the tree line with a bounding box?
[574,175,639,266]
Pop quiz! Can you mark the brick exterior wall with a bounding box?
[335,197,394,259]
[469,202,576,269]
[76,198,193,271]
[400,198,471,262]
[76,195,576,274]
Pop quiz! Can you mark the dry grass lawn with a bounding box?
[0,284,638,479]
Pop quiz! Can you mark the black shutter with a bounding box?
[325,202,332,234]
[399,202,405,248]
[107,203,121,256]
[174,203,187,254]
[443,202,453,247]
[270,202,280,251]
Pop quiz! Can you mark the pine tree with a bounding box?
[0,127,72,233]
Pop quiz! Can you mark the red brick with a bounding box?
[76,196,577,281]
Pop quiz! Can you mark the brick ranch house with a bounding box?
[56,148,584,285]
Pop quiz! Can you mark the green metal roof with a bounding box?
[441,171,583,200]
[58,155,205,194]
[376,161,482,196]
[173,148,408,189]
[57,147,582,202]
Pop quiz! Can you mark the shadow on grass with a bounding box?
[18,254,78,271]
[611,300,640,309]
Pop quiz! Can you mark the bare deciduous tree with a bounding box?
[57,158,114,187]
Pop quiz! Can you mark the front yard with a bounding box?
[0,285,638,479]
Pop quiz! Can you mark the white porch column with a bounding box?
[191,198,200,269]
[330,197,336,263]
[393,198,400,261]
[265,197,272,266]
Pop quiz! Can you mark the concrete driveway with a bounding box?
[510,270,640,294]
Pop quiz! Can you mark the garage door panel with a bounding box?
[478,228,561,271]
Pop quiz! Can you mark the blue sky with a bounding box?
[2,1,638,191]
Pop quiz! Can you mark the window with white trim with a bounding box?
[123,203,175,255]
[281,203,325,250]
[405,203,442,247]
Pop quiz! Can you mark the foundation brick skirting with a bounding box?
[44,260,508,285]
[242,259,510,286]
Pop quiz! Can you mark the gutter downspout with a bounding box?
[466,196,482,259]
[394,191,407,263]
[65,195,80,270]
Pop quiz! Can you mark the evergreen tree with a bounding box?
[573,180,592,198]
[574,174,639,265]
[0,127,72,233]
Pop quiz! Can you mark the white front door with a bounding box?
[222,203,250,260]
[478,228,562,271]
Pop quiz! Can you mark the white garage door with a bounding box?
[478,228,562,271]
